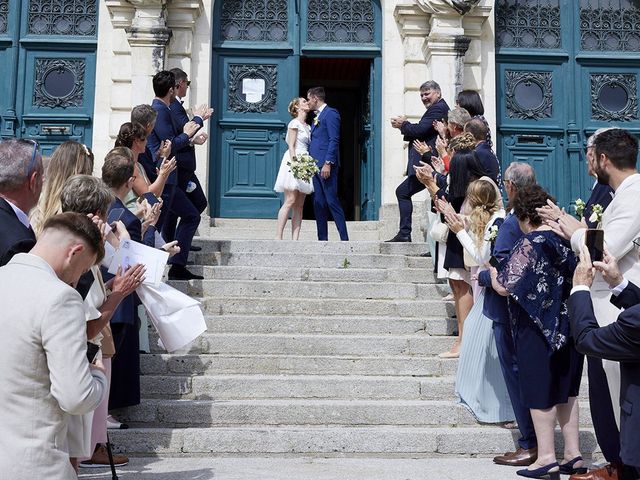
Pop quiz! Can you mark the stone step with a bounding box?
[109,426,599,456]
[203,314,456,335]
[209,219,383,231]
[203,297,453,317]
[120,399,478,427]
[162,333,457,356]
[177,266,437,284]
[198,230,383,241]
[175,279,447,300]
[190,252,431,269]
[139,374,591,402]
[140,353,459,377]
[191,239,429,256]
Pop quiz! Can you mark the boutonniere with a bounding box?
[589,204,603,225]
[573,198,586,218]
[486,225,499,242]
[313,117,320,127]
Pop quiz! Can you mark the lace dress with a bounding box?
[274,119,314,194]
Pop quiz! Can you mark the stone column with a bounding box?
[124,0,172,106]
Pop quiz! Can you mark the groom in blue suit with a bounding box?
[307,87,349,241]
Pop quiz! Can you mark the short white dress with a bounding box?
[274,119,314,194]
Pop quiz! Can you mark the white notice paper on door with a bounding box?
[108,239,169,286]
[242,78,265,103]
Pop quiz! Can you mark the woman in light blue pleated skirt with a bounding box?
[443,177,514,423]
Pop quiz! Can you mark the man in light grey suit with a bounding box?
[0,212,109,479]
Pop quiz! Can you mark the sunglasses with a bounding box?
[176,80,191,88]
[24,139,40,176]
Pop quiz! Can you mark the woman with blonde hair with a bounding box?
[273,97,313,240]
[30,140,94,234]
[443,177,514,423]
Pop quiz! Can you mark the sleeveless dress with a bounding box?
[455,211,515,423]
[274,119,314,194]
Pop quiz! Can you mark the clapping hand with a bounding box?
[413,139,431,156]
[433,120,447,139]
[435,197,455,216]
[112,263,146,297]
[593,247,623,288]
[184,120,200,137]
[431,156,445,174]
[574,245,595,288]
[158,156,177,178]
[444,210,465,234]
[390,116,407,129]
[158,139,172,159]
[139,198,162,236]
[192,132,208,145]
[194,104,214,121]
[435,136,448,157]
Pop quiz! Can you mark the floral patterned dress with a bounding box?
[497,230,584,409]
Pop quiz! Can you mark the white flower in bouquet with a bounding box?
[287,153,319,183]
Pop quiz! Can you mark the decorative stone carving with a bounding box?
[307,0,375,44]
[505,70,553,119]
[590,73,638,121]
[227,64,277,114]
[33,58,85,108]
[28,0,97,36]
[417,0,481,15]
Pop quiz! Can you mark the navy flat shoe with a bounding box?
[517,462,560,480]
[558,456,587,475]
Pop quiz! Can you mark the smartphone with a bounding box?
[489,256,500,269]
[141,192,160,206]
[86,342,100,364]
[108,208,125,225]
[585,228,604,262]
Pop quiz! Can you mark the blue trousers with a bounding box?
[493,321,537,450]
[312,168,349,241]
[395,174,426,237]
[160,184,200,266]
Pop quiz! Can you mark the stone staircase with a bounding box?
[111,220,599,458]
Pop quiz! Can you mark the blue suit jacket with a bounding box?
[478,212,523,323]
[474,141,502,190]
[0,198,36,267]
[569,287,640,468]
[169,98,203,174]
[148,98,192,185]
[400,98,449,176]
[309,105,340,167]
[102,198,155,326]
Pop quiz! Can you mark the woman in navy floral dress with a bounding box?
[490,185,584,479]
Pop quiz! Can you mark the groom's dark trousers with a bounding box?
[312,170,348,241]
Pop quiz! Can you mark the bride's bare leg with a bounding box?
[291,191,306,240]
[275,189,296,240]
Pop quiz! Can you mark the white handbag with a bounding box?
[429,216,449,243]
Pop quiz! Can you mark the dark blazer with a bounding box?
[400,98,449,176]
[569,287,640,468]
[478,212,524,324]
[147,98,193,185]
[585,182,614,228]
[0,198,36,267]
[310,105,341,167]
[474,141,502,189]
[169,98,203,174]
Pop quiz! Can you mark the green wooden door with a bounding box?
[0,0,98,154]
[496,0,640,209]
[211,0,381,219]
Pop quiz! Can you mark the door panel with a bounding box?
[216,55,296,218]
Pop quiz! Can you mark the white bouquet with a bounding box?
[287,153,319,183]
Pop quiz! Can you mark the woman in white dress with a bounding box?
[274,97,313,240]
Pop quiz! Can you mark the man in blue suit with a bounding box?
[307,86,349,241]
[147,70,203,280]
[478,162,539,466]
[570,249,640,480]
[388,80,449,242]
[0,139,42,266]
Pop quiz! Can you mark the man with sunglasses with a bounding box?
[0,138,43,266]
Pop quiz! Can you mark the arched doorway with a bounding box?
[495,0,640,208]
[210,0,382,220]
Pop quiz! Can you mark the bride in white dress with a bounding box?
[274,97,313,240]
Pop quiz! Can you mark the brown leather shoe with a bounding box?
[493,447,538,466]
[569,464,619,480]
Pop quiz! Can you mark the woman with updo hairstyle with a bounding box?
[115,122,175,213]
[456,89,492,147]
[443,177,514,423]
[273,97,313,240]
[29,140,94,235]
[491,184,584,479]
